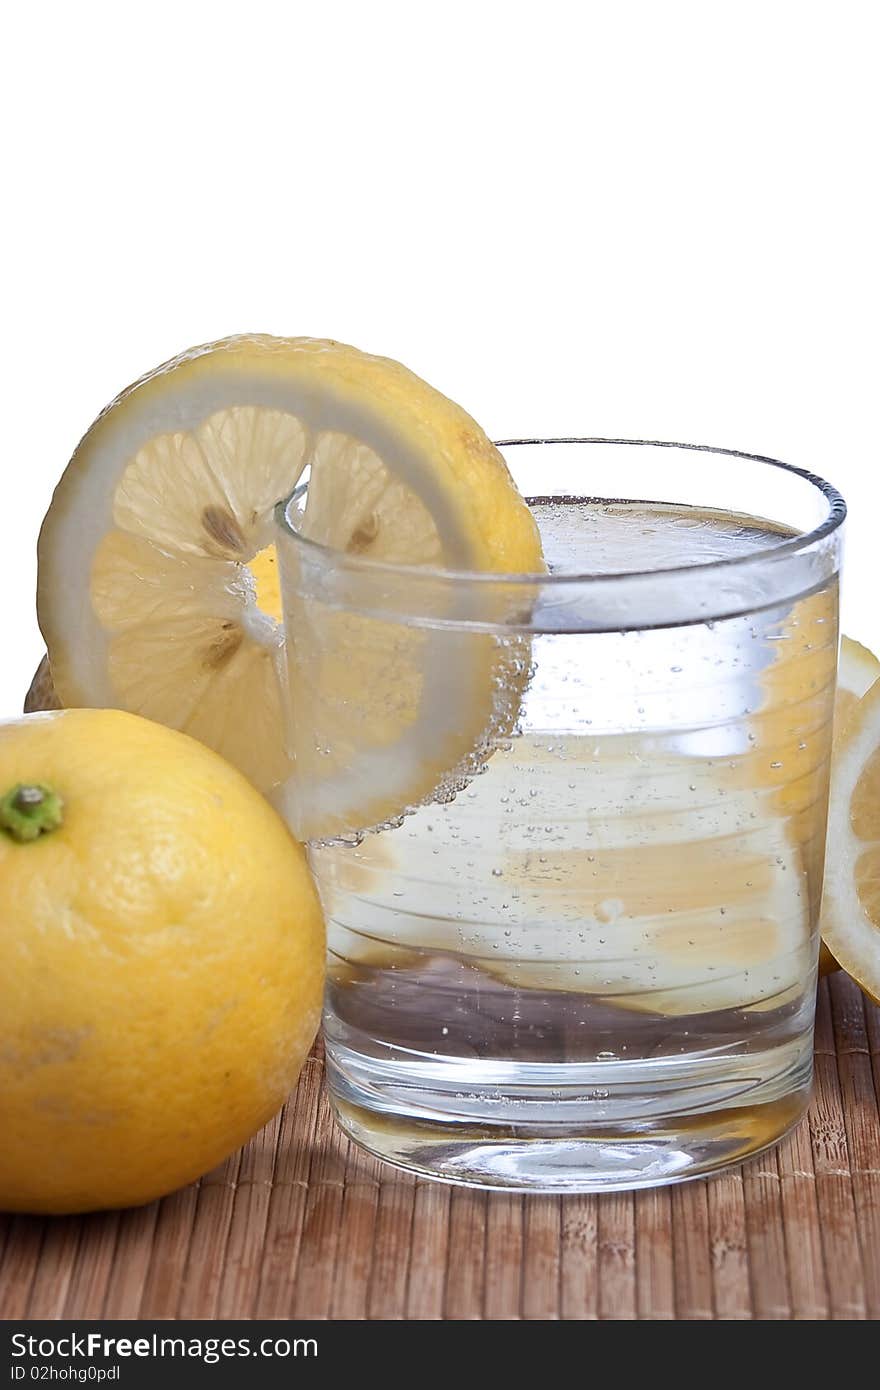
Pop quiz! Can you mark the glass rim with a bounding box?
[274,436,847,588]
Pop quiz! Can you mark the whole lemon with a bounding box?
[0,709,324,1214]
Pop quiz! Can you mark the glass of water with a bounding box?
[275,440,844,1192]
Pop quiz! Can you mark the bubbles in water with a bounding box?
[596,898,625,924]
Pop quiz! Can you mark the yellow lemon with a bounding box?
[0,708,324,1214]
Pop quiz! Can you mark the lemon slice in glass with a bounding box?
[36,336,543,839]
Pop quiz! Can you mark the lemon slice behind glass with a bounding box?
[836,635,880,733]
[821,674,880,1004]
[817,634,880,974]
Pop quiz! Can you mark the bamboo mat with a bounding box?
[2,973,879,1321]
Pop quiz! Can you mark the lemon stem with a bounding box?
[0,784,64,842]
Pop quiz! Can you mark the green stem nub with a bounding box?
[0,784,64,842]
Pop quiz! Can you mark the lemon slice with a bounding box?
[835,635,880,733]
[820,673,880,1004]
[493,747,809,1015]
[36,336,543,838]
[817,634,880,973]
[326,735,811,1015]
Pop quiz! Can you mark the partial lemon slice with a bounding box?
[37,336,543,838]
[820,674,880,1004]
[835,635,880,734]
[818,634,880,974]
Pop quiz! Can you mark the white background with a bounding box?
[2,1,877,716]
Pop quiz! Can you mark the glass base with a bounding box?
[326,1044,812,1193]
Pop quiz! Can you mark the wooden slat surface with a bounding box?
[2,976,879,1321]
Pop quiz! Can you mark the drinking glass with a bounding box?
[275,440,845,1191]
